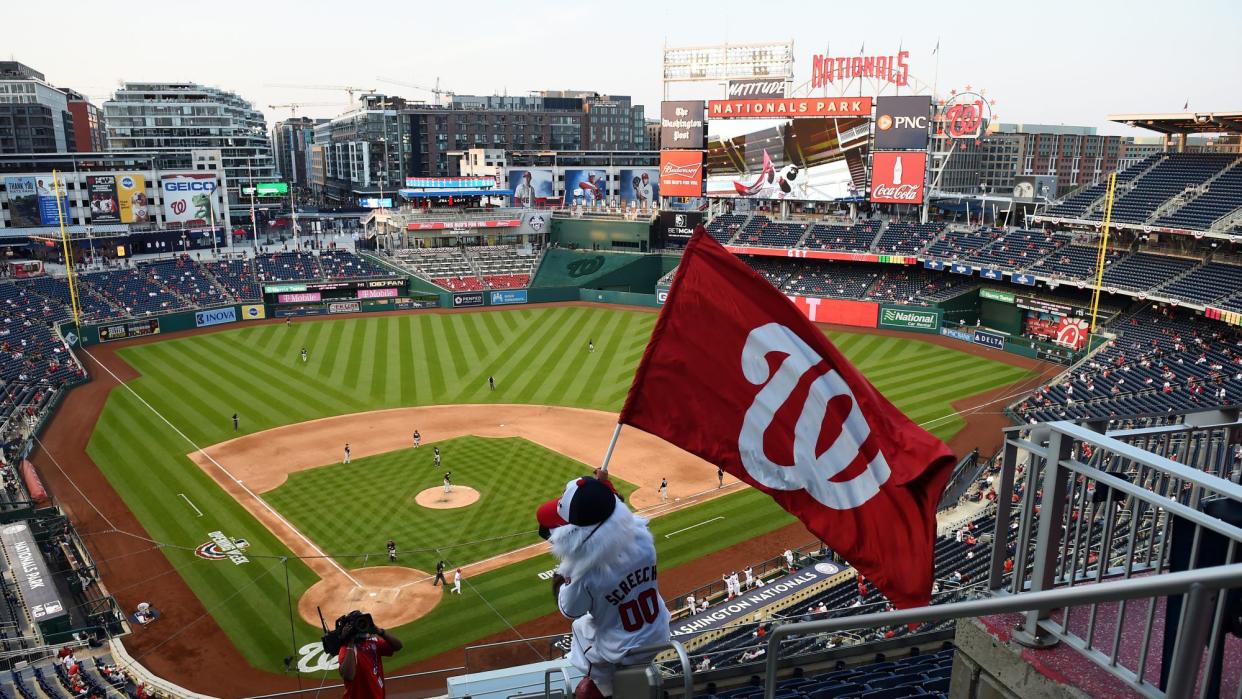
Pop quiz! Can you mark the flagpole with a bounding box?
[598,423,622,474]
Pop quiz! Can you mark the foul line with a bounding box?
[664,516,724,539]
[81,347,362,587]
[179,493,204,518]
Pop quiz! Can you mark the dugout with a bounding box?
[0,522,71,642]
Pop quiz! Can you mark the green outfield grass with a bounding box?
[82,305,1035,675]
[263,436,637,572]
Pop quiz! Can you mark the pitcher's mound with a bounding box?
[415,486,480,509]
[298,566,437,627]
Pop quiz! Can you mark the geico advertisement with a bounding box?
[161,173,219,225]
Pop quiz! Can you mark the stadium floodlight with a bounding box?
[662,41,795,98]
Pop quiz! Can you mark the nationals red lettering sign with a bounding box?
[870,152,926,205]
[707,97,872,119]
[811,51,910,89]
[619,230,954,608]
[659,150,704,197]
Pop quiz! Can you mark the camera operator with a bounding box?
[335,612,402,698]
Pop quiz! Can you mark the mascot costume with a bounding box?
[537,472,670,698]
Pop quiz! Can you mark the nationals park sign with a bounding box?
[878,305,941,332]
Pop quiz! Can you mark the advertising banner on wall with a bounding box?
[870,151,927,204]
[507,168,555,207]
[115,174,150,223]
[655,211,704,247]
[878,305,942,332]
[87,175,121,224]
[195,307,237,328]
[277,292,322,304]
[707,97,872,118]
[34,175,69,226]
[4,176,39,228]
[161,173,219,225]
[972,329,1006,350]
[659,150,704,197]
[452,292,484,308]
[618,168,660,206]
[726,79,789,99]
[489,290,528,305]
[785,295,878,328]
[659,101,705,149]
[240,304,266,320]
[563,169,608,206]
[873,96,932,150]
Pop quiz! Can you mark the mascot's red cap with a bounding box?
[536,476,619,535]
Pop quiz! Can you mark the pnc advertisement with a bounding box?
[873,96,932,151]
[161,173,219,225]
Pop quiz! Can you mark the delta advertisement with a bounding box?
[873,96,932,151]
[115,174,149,223]
[870,151,927,205]
[87,175,121,224]
[618,169,659,206]
[706,118,866,201]
[4,176,39,228]
[507,168,555,207]
[161,173,219,225]
[659,150,704,197]
[563,169,608,205]
[35,175,69,226]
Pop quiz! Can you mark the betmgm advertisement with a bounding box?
[161,173,220,226]
[618,169,659,207]
[507,168,555,207]
[705,117,869,201]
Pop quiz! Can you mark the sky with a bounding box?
[7,0,1241,137]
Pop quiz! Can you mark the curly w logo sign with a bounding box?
[620,230,955,608]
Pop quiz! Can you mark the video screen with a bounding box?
[705,117,869,201]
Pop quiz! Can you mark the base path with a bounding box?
[188,404,723,627]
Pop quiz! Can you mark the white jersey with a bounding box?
[557,533,669,664]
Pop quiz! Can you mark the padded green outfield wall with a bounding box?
[549,217,652,251]
[532,250,679,293]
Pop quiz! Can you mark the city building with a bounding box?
[311,94,408,205]
[103,82,276,222]
[1118,137,1164,170]
[931,123,1122,197]
[645,119,661,150]
[272,116,318,188]
[0,61,76,154]
[454,148,507,178]
[539,90,648,150]
[0,149,226,230]
[62,89,108,153]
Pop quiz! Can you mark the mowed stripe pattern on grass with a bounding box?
[84,307,1033,672]
[263,436,637,572]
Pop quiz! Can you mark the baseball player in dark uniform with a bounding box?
[434,447,441,467]
[387,539,397,562]
[433,560,447,586]
[232,413,239,431]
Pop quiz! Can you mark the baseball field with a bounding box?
[70,304,1039,683]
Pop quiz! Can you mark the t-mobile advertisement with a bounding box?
[278,292,322,304]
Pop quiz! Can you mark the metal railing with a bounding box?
[987,418,1242,696]
[759,562,1242,698]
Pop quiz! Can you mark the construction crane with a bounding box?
[268,102,339,118]
[266,83,377,105]
[376,76,454,105]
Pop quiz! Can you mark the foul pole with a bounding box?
[1088,171,1117,335]
[52,171,83,327]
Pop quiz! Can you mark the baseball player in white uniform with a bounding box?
[686,594,696,615]
[744,566,754,590]
[443,471,453,494]
[343,443,351,464]
[452,568,462,594]
[538,473,670,698]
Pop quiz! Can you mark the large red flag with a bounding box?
[619,229,955,608]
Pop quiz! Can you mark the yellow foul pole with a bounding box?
[53,171,83,328]
[1088,171,1116,336]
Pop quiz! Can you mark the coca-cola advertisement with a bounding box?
[869,151,926,205]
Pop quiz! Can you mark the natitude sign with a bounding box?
[870,151,926,204]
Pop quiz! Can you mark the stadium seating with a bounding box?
[734,218,808,248]
[393,248,484,291]
[784,264,880,299]
[19,276,117,323]
[706,214,749,245]
[966,230,1072,271]
[79,269,191,317]
[201,258,261,301]
[1155,162,1242,230]
[802,222,880,252]
[1028,244,1126,283]
[922,228,1003,261]
[1044,155,1159,220]
[1098,154,1238,225]
[316,250,391,279]
[141,256,231,307]
[1098,252,1199,293]
[1156,261,1242,305]
[253,252,322,282]
[874,223,943,255]
[467,246,537,289]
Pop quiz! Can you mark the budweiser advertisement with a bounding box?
[870,151,926,205]
[707,97,872,119]
[659,150,705,197]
